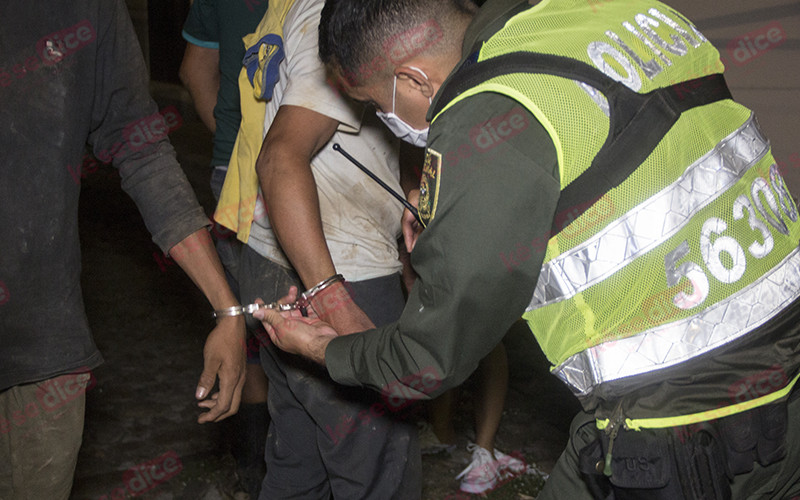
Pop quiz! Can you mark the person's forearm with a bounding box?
[169,228,239,310]
[255,105,374,335]
[179,44,220,134]
[307,332,334,366]
[169,228,246,422]
[256,105,341,289]
[187,82,218,135]
[259,148,336,287]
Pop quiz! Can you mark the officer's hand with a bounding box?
[254,306,338,365]
[403,189,422,253]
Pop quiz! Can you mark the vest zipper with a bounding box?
[603,402,627,477]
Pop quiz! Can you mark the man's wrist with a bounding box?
[309,333,336,365]
[307,281,354,320]
[211,305,245,319]
[299,273,344,308]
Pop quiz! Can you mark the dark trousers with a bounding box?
[239,245,421,500]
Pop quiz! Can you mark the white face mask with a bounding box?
[375,67,432,148]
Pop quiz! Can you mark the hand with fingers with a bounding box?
[195,315,247,423]
[402,188,423,253]
[253,286,339,365]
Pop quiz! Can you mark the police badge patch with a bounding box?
[418,148,442,227]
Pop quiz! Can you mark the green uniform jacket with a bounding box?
[325,0,800,425]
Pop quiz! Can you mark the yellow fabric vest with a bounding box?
[432,0,800,424]
[214,0,296,243]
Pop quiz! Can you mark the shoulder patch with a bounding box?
[418,148,442,227]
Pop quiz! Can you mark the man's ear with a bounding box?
[395,66,435,99]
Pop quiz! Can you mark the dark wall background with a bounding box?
[147,0,190,83]
[124,0,189,84]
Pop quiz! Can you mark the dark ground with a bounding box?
[69,84,580,500]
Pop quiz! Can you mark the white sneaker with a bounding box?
[456,444,500,494]
[493,448,526,478]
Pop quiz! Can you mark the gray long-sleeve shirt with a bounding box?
[0,0,209,391]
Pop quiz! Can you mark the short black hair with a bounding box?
[319,0,477,85]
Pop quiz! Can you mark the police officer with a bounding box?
[255,0,800,498]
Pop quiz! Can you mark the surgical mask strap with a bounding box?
[410,66,433,105]
[391,75,398,113]
[391,67,432,113]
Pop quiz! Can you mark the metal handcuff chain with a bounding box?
[211,274,344,319]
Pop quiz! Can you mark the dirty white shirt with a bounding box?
[246,0,403,282]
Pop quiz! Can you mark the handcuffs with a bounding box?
[211,274,344,319]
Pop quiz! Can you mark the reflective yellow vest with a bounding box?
[432,0,800,428]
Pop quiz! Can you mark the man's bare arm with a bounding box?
[179,43,220,134]
[257,104,374,334]
[257,105,340,287]
[169,229,246,423]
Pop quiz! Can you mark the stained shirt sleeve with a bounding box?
[87,0,209,253]
[325,92,561,400]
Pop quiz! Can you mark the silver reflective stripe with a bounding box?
[527,114,769,311]
[554,247,800,396]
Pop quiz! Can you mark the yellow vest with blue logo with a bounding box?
[214,0,296,242]
[432,0,800,428]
